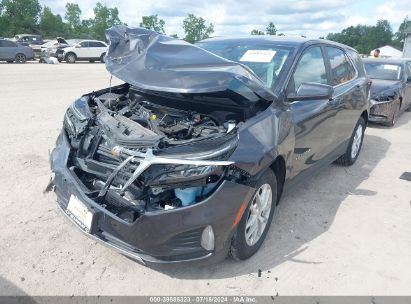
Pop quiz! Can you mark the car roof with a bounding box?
[363,58,406,65]
[198,36,357,52]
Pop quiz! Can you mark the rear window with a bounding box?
[326,47,356,86]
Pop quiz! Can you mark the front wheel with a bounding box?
[100,53,106,63]
[66,53,76,63]
[335,116,365,166]
[230,169,277,260]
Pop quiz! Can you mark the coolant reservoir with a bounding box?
[174,183,217,206]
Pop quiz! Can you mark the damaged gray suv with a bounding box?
[49,26,370,264]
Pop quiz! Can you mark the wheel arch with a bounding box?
[269,155,286,204]
[65,51,77,60]
[361,109,368,126]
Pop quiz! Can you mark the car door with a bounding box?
[89,41,106,59]
[287,45,338,179]
[324,46,366,146]
[76,41,90,59]
[0,40,18,60]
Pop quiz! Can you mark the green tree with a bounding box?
[393,16,411,48]
[251,29,264,35]
[139,15,165,33]
[64,3,81,35]
[266,22,277,35]
[326,20,394,54]
[0,0,41,36]
[182,14,214,43]
[39,6,66,38]
[92,2,122,40]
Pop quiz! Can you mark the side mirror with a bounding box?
[75,45,81,48]
[407,76,411,83]
[287,82,334,102]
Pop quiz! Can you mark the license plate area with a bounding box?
[66,195,94,233]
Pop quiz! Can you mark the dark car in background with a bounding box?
[49,26,370,265]
[363,58,411,126]
[12,34,45,58]
[0,39,34,63]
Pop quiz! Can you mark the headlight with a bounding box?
[145,164,225,186]
[63,97,92,139]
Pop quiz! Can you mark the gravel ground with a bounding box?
[0,62,410,296]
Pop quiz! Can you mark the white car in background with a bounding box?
[57,39,107,63]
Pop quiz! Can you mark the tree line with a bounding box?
[0,0,409,53]
[0,0,215,42]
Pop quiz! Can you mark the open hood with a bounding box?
[104,26,276,102]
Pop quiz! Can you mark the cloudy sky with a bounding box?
[42,0,410,38]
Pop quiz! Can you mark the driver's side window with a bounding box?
[79,41,89,48]
[287,46,328,94]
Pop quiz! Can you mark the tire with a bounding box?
[230,169,277,261]
[15,53,26,63]
[89,60,95,63]
[335,116,365,166]
[100,53,106,63]
[6,60,13,63]
[66,53,76,63]
[386,102,400,127]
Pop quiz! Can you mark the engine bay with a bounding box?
[61,84,251,222]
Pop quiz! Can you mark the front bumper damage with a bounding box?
[50,130,254,264]
[369,99,396,123]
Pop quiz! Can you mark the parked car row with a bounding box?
[48,26,411,266]
[0,34,107,64]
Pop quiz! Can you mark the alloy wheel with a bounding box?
[245,183,272,246]
[351,124,363,159]
[15,54,26,63]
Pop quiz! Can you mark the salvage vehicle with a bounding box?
[56,39,107,63]
[0,38,34,63]
[39,37,69,61]
[363,58,411,126]
[49,26,370,264]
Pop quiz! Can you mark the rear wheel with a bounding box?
[230,169,277,260]
[335,116,365,166]
[66,53,76,63]
[100,53,106,63]
[15,53,26,63]
[89,60,95,63]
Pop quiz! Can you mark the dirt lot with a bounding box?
[0,62,410,296]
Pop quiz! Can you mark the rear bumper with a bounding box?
[50,130,254,264]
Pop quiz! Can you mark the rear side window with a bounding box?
[90,41,106,47]
[326,47,356,86]
[0,40,17,47]
[288,46,328,93]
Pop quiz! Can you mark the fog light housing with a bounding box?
[200,225,215,251]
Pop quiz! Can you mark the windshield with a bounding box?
[364,62,403,81]
[196,41,292,88]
